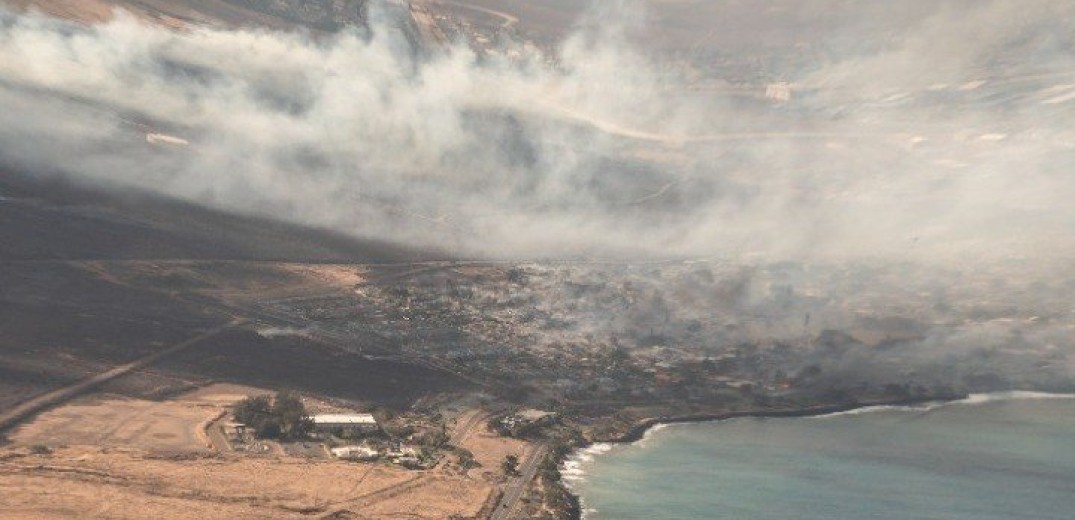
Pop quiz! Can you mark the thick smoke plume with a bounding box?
[1,1,1074,262]
[2,1,1074,392]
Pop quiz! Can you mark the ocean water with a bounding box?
[565,392,1075,520]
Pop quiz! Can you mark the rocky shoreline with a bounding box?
[554,393,967,520]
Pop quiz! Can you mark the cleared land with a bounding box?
[10,397,216,452]
[458,419,531,482]
[0,445,494,519]
[7,384,253,452]
[2,385,498,519]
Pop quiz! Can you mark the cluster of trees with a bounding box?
[455,447,479,470]
[501,454,520,476]
[233,391,313,440]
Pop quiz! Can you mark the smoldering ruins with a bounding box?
[0,1,1074,517]
[3,0,1073,393]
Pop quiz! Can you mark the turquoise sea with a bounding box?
[564,392,1075,520]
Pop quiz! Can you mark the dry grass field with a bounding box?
[2,384,499,519]
[0,445,495,519]
[9,396,217,452]
[7,384,263,452]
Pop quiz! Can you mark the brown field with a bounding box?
[7,384,265,452]
[2,385,497,519]
[459,421,531,482]
[9,396,218,452]
[0,445,495,519]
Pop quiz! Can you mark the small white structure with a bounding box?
[331,445,380,461]
[311,414,379,437]
[223,422,247,443]
[499,409,558,432]
[517,409,556,423]
[394,455,422,468]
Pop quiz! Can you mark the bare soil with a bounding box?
[7,384,258,452]
[2,385,497,519]
[459,421,531,482]
[0,445,494,519]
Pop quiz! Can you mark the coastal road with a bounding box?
[0,320,242,434]
[490,442,548,520]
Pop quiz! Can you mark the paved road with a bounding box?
[0,320,242,434]
[490,443,548,520]
[450,410,489,446]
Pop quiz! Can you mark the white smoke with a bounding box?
[1,1,1074,262]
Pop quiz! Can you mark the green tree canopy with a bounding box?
[232,392,312,440]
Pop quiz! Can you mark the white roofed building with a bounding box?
[331,445,380,461]
[311,413,379,437]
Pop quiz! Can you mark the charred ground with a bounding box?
[0,167,464,418]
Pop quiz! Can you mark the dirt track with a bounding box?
[2,379,505,519]
[435,0,518,28]
[450,409,490,446]
[0,445,494,519]
[0,320,239,435]
[6,384,262,452]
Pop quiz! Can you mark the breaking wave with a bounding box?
[561,442,614,484]
[813,391,1075,419]
[561,443,618,519]
[956,390,1075,405]
[632,422,671,448]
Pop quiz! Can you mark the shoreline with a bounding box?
[599,395,965,445]
[557,394,968,520]
[556,390,1075,519]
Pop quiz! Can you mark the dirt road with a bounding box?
[0,320,241,434]
[436,0,518,29]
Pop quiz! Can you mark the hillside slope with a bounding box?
[0,168,444,262]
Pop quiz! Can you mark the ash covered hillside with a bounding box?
[0,168,443,262]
